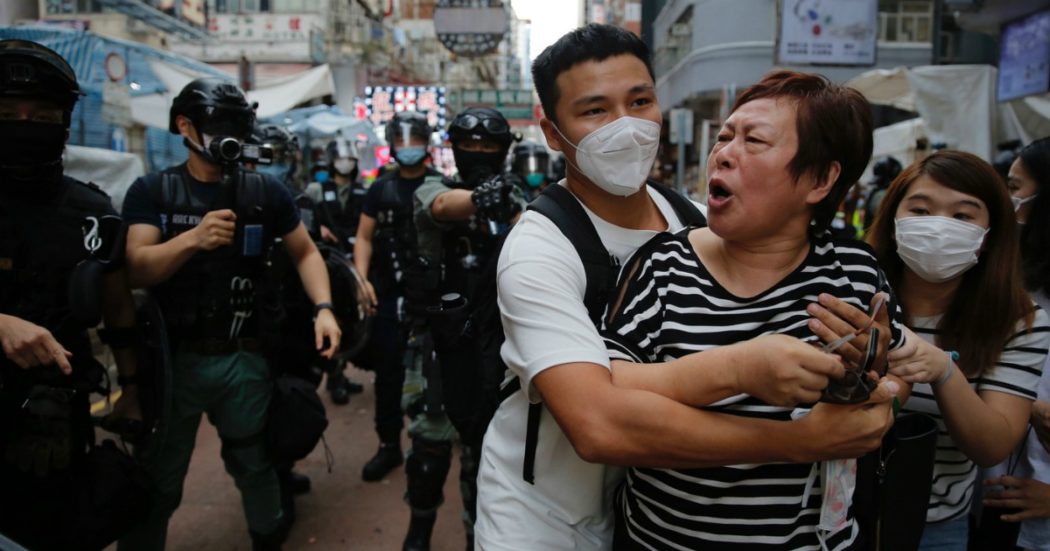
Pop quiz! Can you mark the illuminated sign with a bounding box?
[365,85,447,131]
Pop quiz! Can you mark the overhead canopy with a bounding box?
[62,144,146,211]
[847,64,1050,160]
[131,61,335,129]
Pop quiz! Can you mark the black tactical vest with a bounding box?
[438,181,499,300]
[318,180,365,239]
[0,177,112,359]
[149,167,271,341]
[369,172,419,297]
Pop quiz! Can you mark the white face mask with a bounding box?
[334,158,356,176]
[552,116,660,197]
[895,215,988,283]
[1012,193,1038,211]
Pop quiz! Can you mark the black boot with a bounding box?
[362,442,403,481]
[402,511,437,551]
[250,529,285,551]
[327,371,352,405]
[344,379,364,394]
[282,469,311,495]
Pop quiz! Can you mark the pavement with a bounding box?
[103,365,468,551]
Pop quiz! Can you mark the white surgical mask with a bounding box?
[1012,193,1038,211]
[552,116,660,197]
[895,215,988,283]
[334,158,356,176]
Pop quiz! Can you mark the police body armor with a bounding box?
[369,172,419,301]
[423,179,501,437]
[0,178,150,550]
[150,168,270,342]
[0,177,113,438]
[317,180,365,249]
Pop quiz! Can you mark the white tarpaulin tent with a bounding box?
[287,112,385,172]
[130,61,335,130]
[872,117,928,168]
[847,64,1050,160]
[62,145,146,211]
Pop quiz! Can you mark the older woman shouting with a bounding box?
[604,70,906,550]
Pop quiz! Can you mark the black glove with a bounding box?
[470,174,524,223]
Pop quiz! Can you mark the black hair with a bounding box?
[531,23,654,125]
[1017,136,1050,294]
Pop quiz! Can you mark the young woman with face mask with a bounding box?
[978,136,1050,551]
[866,150,1050,550]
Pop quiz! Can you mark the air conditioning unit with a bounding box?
[671,23,691,37]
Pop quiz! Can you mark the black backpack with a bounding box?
[455,182,707,483]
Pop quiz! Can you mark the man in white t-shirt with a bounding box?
[474,24,901,551]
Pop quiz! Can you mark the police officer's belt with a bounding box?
[182,337,262,356]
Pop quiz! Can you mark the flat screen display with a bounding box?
[998,9,1050,102]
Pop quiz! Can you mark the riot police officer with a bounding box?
[119,77,341,550]
[0,39,144,549]
[299,135,366,403]
[510,140,551,199]
[252,123,303,191]
[306,133,368,251]
[353,111,441,483]
[406,106,525,551]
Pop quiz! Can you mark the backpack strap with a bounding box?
[647,180,707,227]
[527,184,620,326]
[506,184,620,484]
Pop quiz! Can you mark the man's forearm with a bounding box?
[610,346,741,407]
[538,361,892,470]
[127,230,199,288]
[353,239,372,279]
[295,247,333,306]
[101,269,137,378]
[431,189,476,222]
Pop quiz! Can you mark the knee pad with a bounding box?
[220,432,269,479]
[405,438,451,511]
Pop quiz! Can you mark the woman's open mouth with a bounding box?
[707,179,733,207]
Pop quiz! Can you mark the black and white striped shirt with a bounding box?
[901,311,1050,523]
[603,229,904,550]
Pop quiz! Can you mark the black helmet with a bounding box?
[512,141,549,172]
[448,107,512,150]
[0,39,81,126]
[169,77,256,139]
[252,123,299,161]
[325,133,359,163]
[384,111,430,151]
[869,155,902,185]
[511,141,550,188]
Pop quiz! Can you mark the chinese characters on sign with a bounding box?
[207,14,318,42]
[365,85,448,131]
[776,0,877,66]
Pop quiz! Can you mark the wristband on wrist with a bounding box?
[934,350,959,387]
[313,302,334,317]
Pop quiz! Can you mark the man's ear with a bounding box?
[806,161,841,205]
[175,115,197,141]
[539,118,564,153]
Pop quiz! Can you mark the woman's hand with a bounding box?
[983,475,1050,521]
[732,334,845,406]
[807,293,891,371]
[887,326,951,384]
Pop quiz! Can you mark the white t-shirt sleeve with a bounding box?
[497,212,612,403]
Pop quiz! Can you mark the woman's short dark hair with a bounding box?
[531,23,654,126]
[866,150,1032,378]
[1017,136,1050,294]
[732,70,873,233]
